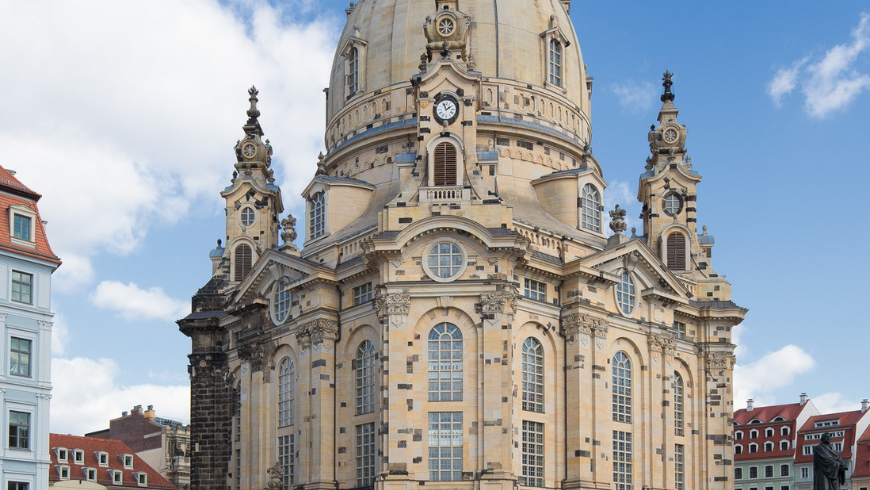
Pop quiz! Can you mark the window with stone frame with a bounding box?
[675,445,685,490]
[548,39,562,87]
[309,192,326,240]
[356,423,376,487]
[521,421,545,487]
[427,412,462,481]
[749,467,758,479]
[347,47,359,97]
[667,232,687,271]
[581,184,601,232]
[355,340,376,415]
[616,273,635,314]
[11,271,32,305]
[781,464,789,477]
[428,323,463,401]
[234,244,252,282]
[10,337,31,377]
[673,321,686,340]
[674,372,684,436]
[278,358,295,427]
[524,278,546,302]
[612,352,632,423]
[279,435,294,490]
[13,214,32,241]
[735,467,743,480]
[353,282,373,306]
[613,431,632,490]
[433,142,458,186]
[8,411,29,449]
[521,338,544,413]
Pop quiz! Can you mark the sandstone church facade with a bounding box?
[178,2,746,490]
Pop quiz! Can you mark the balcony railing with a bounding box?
[419,186,469,203]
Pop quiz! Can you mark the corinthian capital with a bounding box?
[375,290,410,318]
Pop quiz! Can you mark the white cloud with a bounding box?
[90,281,190,322]
[734,344,816,407]
[51,357,189,435]
[51,313,71,357]
[812,392,865,414]
[769,13,870,117]
[610,80,659,113]
[732,323,749,359]
[768,57,808,107]
[603,180,641,236]
[0,0,337,286]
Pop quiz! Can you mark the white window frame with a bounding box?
[55,447,68,463]
[422,240,467,283]
[271,279,292,325]
[427,412,463,481]
[781,426,790,436]
[56,465,70,480]
[612,351,632,423]
[240,206,255,227]
[84,467,97,481]
[613,430,632,490]
[427,323,463,402]
[521,338,544,413]
[96,451,109,467]
[10,270,34,306]
[580,184,601,232]
[134,472,147,487]
[355,340,376,415]
[764,441,774,452]
[73,449,85,465]
[356,422,376,487]
[121,454,134,469]
[9,204,37,245]
[749,442,758,453]
[524,278,547,302]
[615,272,636,315]
[521,420,545,487]
[352,282,372,306]
[765,428,774,437]
[278,358,295,427]
[9,334,33,378]
[308,191,326,241]
[780,440,789,450]
[750,429,759,438]
[110,469,123,485]
[674,372,684,437]
[548,38,562,87]
[8,408,31,450]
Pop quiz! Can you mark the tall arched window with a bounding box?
[309,192,325,240]
[522,338,544,413]
[347,47,359,96]
[278,358,295,427]
[433,142,457,186]
[549,39,562,87]
[612,351,632,423]
[581,184,601,232]
[674,372,684,436]
[356,340,376,415]
[667,232,686,271]
[428,323,463,401]
[616,273,636,315]
[234,244,252,282]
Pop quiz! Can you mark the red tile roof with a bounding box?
[794,410,868,464]
[733,402,805,425]
[0,166,60,265]
[854,424,870,478]
[49,434,174,490]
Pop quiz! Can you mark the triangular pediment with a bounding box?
[578,238,691,303]
[231,249,334,307]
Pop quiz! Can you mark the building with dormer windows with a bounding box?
[0,166,61,490]
[178,2,747,490]
[794,402,870,490]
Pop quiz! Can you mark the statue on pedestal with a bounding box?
[813,433,849,490]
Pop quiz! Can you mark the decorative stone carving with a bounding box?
[375,291,411,318]
[264,462,284,490]
[609,205,627,234]
[592,322,609,350]
[563,314,594,347]
[281,214,297,245]
[296,319,339,351]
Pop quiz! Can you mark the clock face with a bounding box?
[435,99,457,121]
[242,143,257,158]
[663,128,679,144]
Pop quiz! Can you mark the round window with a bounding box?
[663,193,683,216]
[423,241,466,282]
[241,207,255,227]
[615,272,636,315]
[271,280,292,324]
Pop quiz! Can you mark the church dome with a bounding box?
[326,0,590,131]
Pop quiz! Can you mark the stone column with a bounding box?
[297,319,338,490]
[563,313,594,490]
[477,289,517,488]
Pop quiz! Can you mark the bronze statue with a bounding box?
[813,433,849,490]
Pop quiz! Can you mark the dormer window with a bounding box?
[73,449,85,465]
[96,451,109,467]
[55,447,68,463]
[57,465,70,480]
[580,184,601,232]
[548,39,562,87]
[84,467,97,481]
[122,454,134,469]
[134,472,147,487]
[308,192,326,240]
[9,205,37,244]
[341,37,368,100]
[110,469,123,485]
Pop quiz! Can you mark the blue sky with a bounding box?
[1,0,868,435]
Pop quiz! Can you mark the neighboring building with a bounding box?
[794,401,870,490]
[48,434,175,490]
[852,424,870,490]
[85,406,190,490]
[179,2,747,490]
[0,166,61,490]
[733,395,819,490]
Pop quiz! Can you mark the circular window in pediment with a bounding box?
[423,240,466,282]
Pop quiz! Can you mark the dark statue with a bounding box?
[813,433,849,490]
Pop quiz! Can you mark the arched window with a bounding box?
[612,351,632,423]
[674,372,684,436]
[616,273,635,315]
[581,184,601,232]
[272,280,291,324]
[749,443,758,454]
[549,39,562,87]
[734,444,743,455]
[735,431,744,440]
[667,232,686,271]
[433,142,457,186]
[428,323,463,401]
[355,340,376,415]
[780,440,789,451]
[234,244,252,282]
[278,358,295,427]
[781,426,790,436]
[347,47,359,95]
[309,192,325,240]
[764,441,774,452]
[522,338,544,413]
[765,428,774,437]
[750,429,759,439]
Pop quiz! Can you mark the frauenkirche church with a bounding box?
[178,1,746,490]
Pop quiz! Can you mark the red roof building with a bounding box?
[0,167,60,265]
[793,400,870,490]
[49,434,175,490]
[733,395,818,490]
[852,424,870,490]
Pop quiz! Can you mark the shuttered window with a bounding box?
[234,244,252,281]
[433,142,457,186]
[666,233,686,271]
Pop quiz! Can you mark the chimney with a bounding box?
[145,405,156,420]
[862,399,869,413]
[7,170,15,175]
[132,405,143,414]
[800,393,808,406]
[747,399,754,412]
[122,411,128,417]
